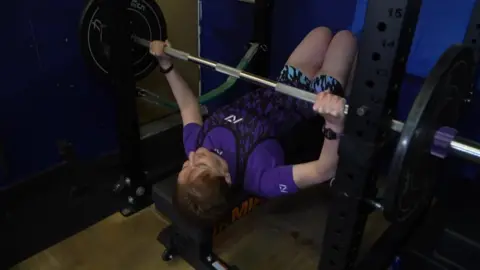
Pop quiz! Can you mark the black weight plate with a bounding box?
[384,45,475,223]
[80,0,167,81]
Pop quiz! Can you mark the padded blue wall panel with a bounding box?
[199,0,355,108]
[269,0,356,76]
[199,0,255,96]
[1,0,117,188]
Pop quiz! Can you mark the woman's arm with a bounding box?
[292,92,345,188]
[150,41,202,126]
[292,123,341,188]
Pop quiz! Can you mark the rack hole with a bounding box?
[372,52,381,61]
[357,130,364,137]
[365,80,375,88]
[370,95,383,104]
[377,22,387,32]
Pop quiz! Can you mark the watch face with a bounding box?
[323,126,337,140]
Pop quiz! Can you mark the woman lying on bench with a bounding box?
[150,27,357,225]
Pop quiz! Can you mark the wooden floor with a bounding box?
[12,187,389,270]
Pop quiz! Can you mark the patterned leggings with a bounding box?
[269,65,344,120]
[277,65,344,96]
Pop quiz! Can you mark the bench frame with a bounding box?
[156,195,264,270]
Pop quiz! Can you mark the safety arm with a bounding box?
[164,68,203,126]
[292,127,340,188]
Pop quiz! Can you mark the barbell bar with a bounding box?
[133,37,480,164]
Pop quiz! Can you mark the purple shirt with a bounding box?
[183,123,298,198]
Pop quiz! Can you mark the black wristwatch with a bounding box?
[159,63,174,74]
[322,125,342,140]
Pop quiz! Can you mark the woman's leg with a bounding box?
[315,30,358,90]
[285,27,333,79]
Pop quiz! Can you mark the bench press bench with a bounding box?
[153,174,261,270]
[152,117,324,270]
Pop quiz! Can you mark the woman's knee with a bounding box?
[332,30,357,46]
[306,27,333,44]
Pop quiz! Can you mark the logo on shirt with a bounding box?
[224,114,243,124]
[279,184,288,193]
[213,148,223,156]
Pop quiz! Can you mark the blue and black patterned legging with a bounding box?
[278,65,344,96]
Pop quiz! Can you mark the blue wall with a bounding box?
[199,0,356,92]
[1,0,118,188]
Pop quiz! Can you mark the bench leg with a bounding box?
[157,225,239,270]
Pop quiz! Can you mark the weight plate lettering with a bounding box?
[384,45,475,222]
[80,0,167,81]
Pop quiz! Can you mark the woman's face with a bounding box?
[178,147,230,185]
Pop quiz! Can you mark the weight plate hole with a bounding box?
[365,80,375,88]
[377,22,387,32]
[372,52,381,61]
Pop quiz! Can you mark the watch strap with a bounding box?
[159,64,174,74]
[322,125,341,140]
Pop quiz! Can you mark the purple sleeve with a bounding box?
[257,165,299,197]
[244,140,299,198]
[183,123,202,156]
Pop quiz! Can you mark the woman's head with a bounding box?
[174,147,231,226]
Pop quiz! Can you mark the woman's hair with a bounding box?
[173,170,230,227]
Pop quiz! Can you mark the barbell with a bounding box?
[80,0,480,223]
[133,37,480,165]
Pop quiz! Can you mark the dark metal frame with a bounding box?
[107,0,149,216]
[251,0,274,78]
[318,0,423,269]
[463,0,480,62]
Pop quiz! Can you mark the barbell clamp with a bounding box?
[431,127,458,159]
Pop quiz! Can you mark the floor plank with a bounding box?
[13,185,389,270]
